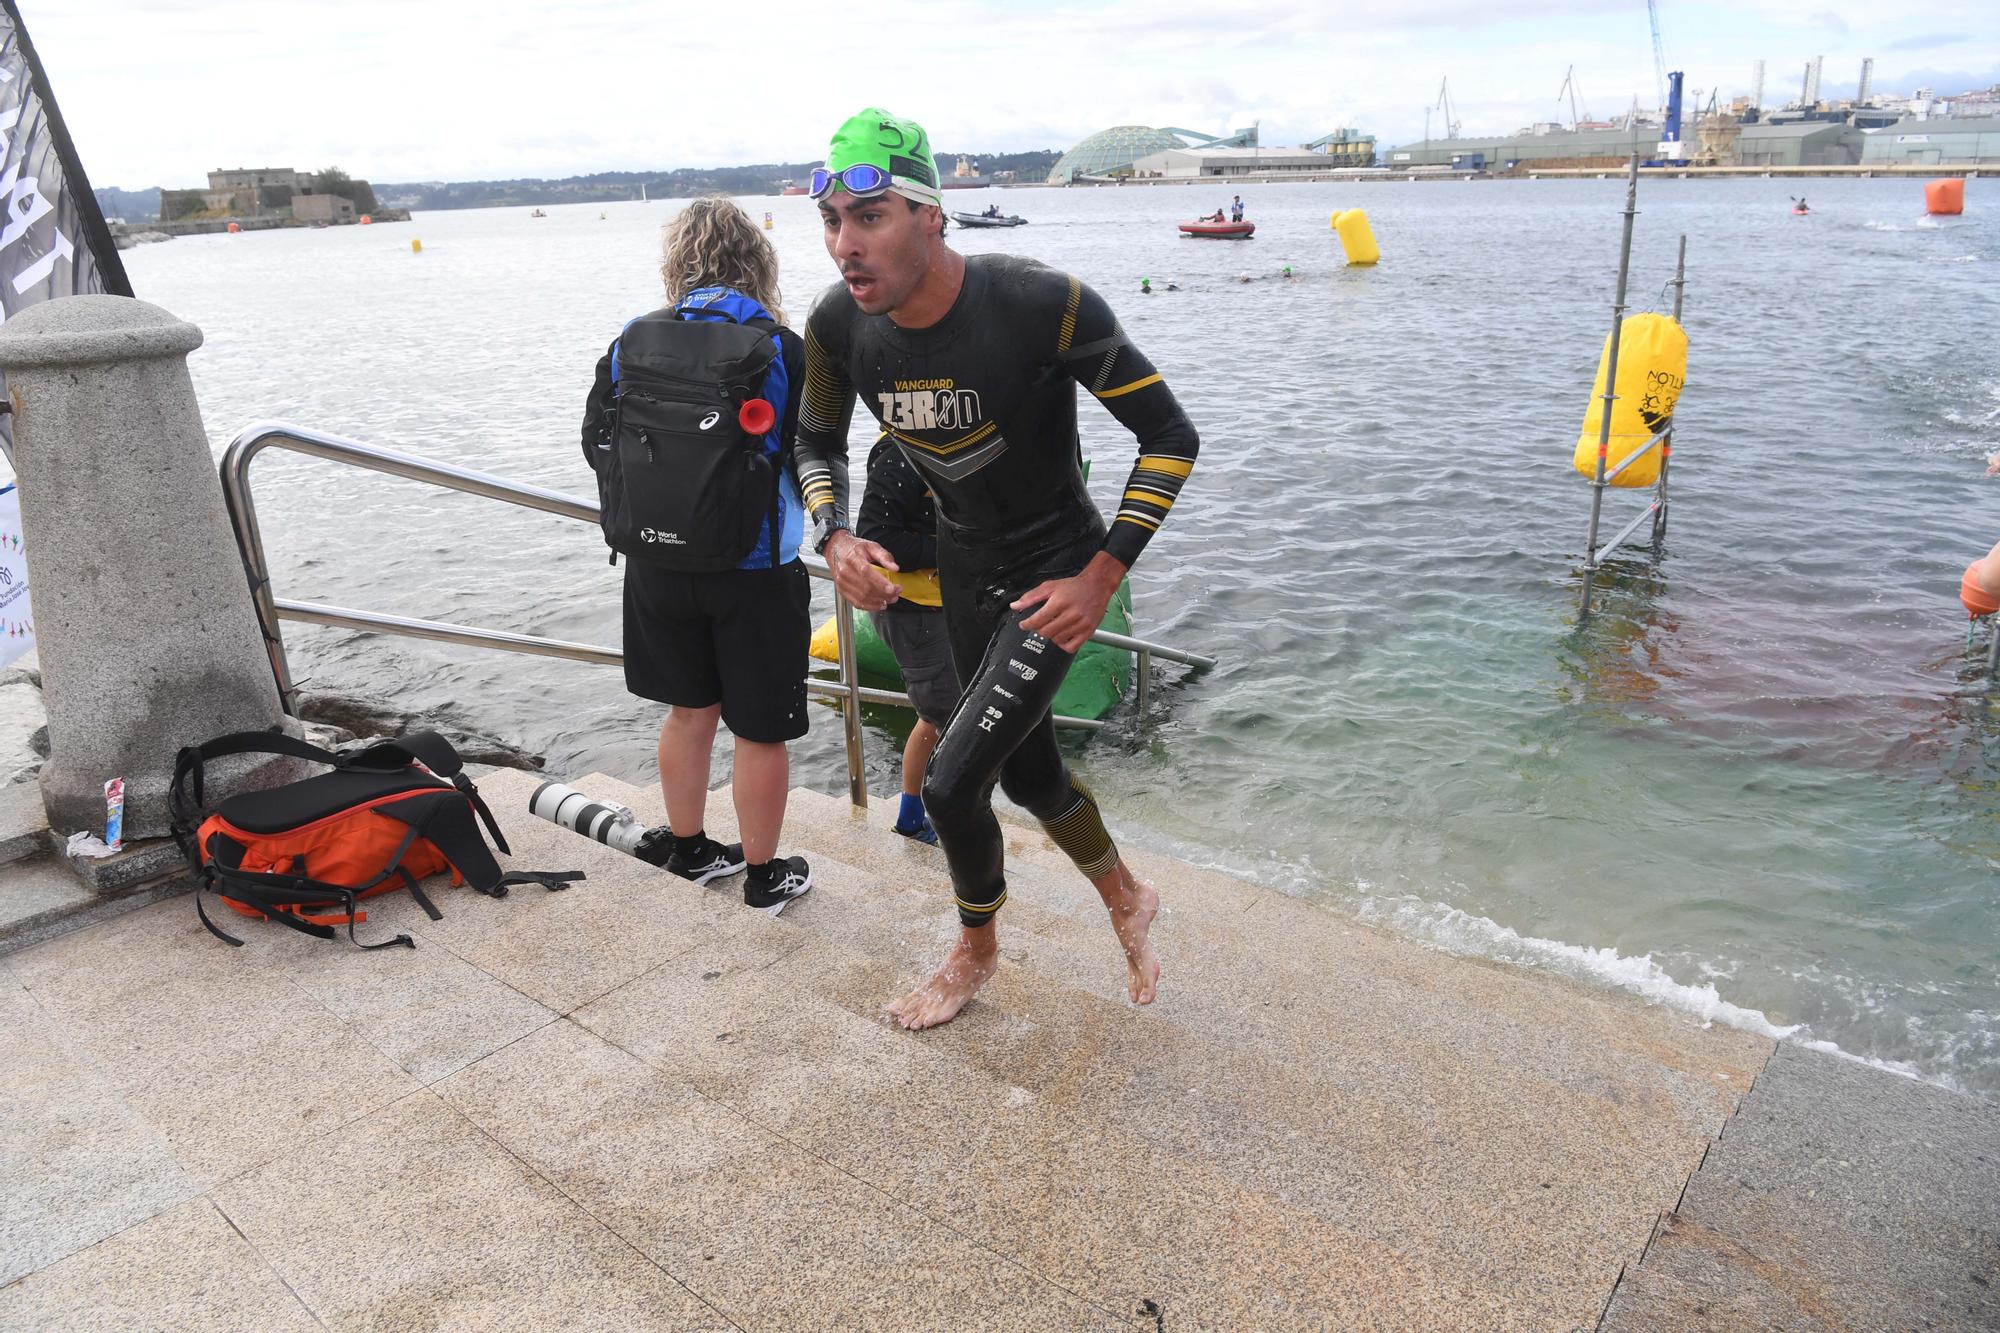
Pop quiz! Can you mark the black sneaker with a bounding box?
[635,829,745,886]
[743,856,813,912]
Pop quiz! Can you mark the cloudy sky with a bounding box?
[25,0,2000,188]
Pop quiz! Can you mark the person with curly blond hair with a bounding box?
[581,196,813,912]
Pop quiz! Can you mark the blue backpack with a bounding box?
[593,288,791,570]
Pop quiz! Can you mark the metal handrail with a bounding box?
[219,421,1214,806]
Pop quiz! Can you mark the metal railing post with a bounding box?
[1136,648,1151,717]
[216,422,1210,791]
[1580,155,1641,621]
[832,590,867,808]
[1654,233,1686,549]
[220,434,301,714]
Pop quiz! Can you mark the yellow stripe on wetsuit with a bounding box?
[1113,452,1194,538]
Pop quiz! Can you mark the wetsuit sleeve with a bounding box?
[1053,277,1200,568]
[794,295,856,531]
[581,339,616,469]
[857,441,939,572]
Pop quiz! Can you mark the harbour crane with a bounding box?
[1559,65,1593,130]
[1436,77,1461,140]
[1646,0,1668,112]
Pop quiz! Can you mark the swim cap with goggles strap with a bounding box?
[813,108,941,209]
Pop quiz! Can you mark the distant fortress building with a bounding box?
[168,167,369,225]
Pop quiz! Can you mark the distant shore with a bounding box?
[140,209,412,237]
[1031,163,1984,188]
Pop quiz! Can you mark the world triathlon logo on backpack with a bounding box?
[638,528,686,546]
[879,378,982,433]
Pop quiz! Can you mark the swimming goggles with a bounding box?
[809,165,892,200]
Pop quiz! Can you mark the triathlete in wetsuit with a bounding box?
[796,108,1200,1030]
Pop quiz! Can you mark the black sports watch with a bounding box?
[811,517,849,556]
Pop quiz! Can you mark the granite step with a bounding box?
[495,771,1524,1327]
[550,772,1768,1327]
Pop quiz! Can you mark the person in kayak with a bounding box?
[796,107,1201,1029]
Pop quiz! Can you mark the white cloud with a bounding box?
[20,0,2000,188]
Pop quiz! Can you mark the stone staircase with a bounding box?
[0,767,1773,1330]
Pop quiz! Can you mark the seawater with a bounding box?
[125,178,2000,1094]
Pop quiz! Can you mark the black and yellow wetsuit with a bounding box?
[796,254,1199,926]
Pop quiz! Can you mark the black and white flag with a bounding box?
[0,0,133,457]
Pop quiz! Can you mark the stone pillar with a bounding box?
[0,296,296,841]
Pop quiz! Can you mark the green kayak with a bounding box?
[809,579,1133,721]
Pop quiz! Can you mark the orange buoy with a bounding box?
[1961,565,1999,618]
[1925,179,1964,216]
[359,214,373,225]
[1962,544,2000,617]
[226,222,241,233]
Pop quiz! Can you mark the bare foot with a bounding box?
[885,928,1000,1031]
[1097,862,1161,1005]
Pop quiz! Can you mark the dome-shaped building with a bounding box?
[1047,126,1191,183]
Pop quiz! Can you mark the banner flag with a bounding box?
[0,0,134,462]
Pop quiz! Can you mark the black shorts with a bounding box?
[870,604,959,729]
[622,560,811,743]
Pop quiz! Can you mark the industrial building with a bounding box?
[1046,125,1259,182]
[1733,121,1862,167]
[1129,146,1366,178]
[1380,126,1656,170]
[1861,116,2000,166]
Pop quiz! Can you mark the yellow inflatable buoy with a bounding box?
[1332,209,1380,265]
[410,237,422,253]
[1574,313,1688,487]
[807,616,841,662]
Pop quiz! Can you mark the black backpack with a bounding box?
[593,301,784,571]
[169,730,581,951]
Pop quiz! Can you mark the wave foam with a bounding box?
[1353,893,1804,1037]
[1113,825,1973,1093]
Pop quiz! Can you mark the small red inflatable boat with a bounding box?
[1179,219,1255,239]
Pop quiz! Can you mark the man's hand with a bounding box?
[824,530,902,611]
[1011,551,1126,653]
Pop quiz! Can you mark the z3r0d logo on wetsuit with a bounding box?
[879,380,982,433]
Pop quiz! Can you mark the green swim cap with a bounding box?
[826,107,940,207]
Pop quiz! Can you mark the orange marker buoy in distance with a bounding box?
[226,222,241,233]
[1926,179,1965,217]
[359,214,373,225]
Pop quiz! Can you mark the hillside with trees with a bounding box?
[376,150,1061,210]
[94,186,162,223]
